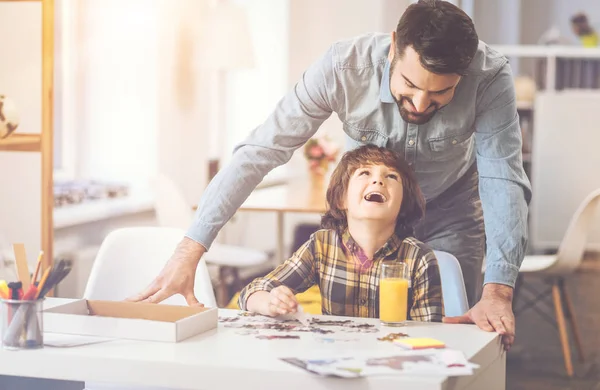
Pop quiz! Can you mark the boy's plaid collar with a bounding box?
[341,229,402,259]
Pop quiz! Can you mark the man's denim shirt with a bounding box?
[189,33,532,288]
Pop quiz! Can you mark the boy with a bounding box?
[238,144,443,322]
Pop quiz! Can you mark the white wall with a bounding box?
[156,0,213,206]
[474,0,521,45]
[78,0,159,184]
[473,0,521,75]
[0,3,42,270]
[224,0,290,166]
[520,0,553,45]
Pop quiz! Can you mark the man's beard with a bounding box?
[395,96,439,125]
[389,58,441,125]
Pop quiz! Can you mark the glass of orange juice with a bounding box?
[379,262,409,326]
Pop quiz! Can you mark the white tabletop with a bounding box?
[0,298,505,390]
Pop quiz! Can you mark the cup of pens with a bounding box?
[0,296,44,350]
[0,248,72,350]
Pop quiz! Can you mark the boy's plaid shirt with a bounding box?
[238,229,444,322]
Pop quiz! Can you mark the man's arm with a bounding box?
[129,46,342,306]
[443,62,531,350]
[187,46,342,251]
[474,62,532,288]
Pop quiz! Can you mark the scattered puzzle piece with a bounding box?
[256,335,300,340]
[377,332,408,342]
[218,317,240,323]
[310,319,353,326]
[238,311,260,317]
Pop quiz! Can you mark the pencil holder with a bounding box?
[0,298,44,350]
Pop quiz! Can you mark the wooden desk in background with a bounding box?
[239,180,327,263]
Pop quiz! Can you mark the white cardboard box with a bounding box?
[43,299,218,342]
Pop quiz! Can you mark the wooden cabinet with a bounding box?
[0,0,54,272]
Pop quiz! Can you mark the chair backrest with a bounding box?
[83,227,217,308]
[554,188,600,273]
[152,173,194,229]
[433,250,469,317]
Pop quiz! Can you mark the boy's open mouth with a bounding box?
[364,192,387,203]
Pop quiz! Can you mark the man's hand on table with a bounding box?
[127,236,205,307]
[443,283,515,351]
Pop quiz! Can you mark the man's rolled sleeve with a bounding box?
[187,45,342,250]
[474,63,532,288]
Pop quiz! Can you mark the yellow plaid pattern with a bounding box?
[238,229,444,322]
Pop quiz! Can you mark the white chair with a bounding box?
[152,174,270,307]
[84,227,213,390]
[517,188,600,377]
[433,250,469,317]
[83,227,216,307]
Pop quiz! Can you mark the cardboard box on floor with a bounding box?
[43,300,218,342]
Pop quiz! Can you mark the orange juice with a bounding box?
[379,277,409,324]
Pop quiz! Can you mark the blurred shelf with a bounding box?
[517,100,534,111]
[493,45,600,59]
[0,133,42,152]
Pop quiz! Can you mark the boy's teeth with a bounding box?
[365,192,386,202]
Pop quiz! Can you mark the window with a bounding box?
[53,0,158,186]
[53,0,76,181]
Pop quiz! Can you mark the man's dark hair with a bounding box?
[395,0,479,75]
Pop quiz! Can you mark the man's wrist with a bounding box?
[175,236,207,265]
[482,283,514,302]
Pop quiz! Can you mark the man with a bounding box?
[130,0,531,350]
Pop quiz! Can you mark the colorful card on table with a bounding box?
[394,337,446,350]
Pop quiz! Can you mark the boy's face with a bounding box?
[344,163,404,226]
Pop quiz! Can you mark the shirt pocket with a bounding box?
[343,121,388,150]
[426,130,474,161]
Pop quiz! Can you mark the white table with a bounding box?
[0,298,505,390]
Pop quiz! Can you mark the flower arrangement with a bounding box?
[303,135,340,176]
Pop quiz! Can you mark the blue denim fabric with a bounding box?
[188,33,531,288]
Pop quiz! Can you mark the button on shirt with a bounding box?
[188,33,532,288]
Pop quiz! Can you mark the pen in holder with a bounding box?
[0,298,44,350]
[0,257,72,350]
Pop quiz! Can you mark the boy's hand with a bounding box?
[247,287,299,317]
[265,286,299,316]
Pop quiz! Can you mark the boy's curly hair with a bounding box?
[321,144,425,238]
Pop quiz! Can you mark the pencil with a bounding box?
[34,266,53,300]
[31,251,43,285]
